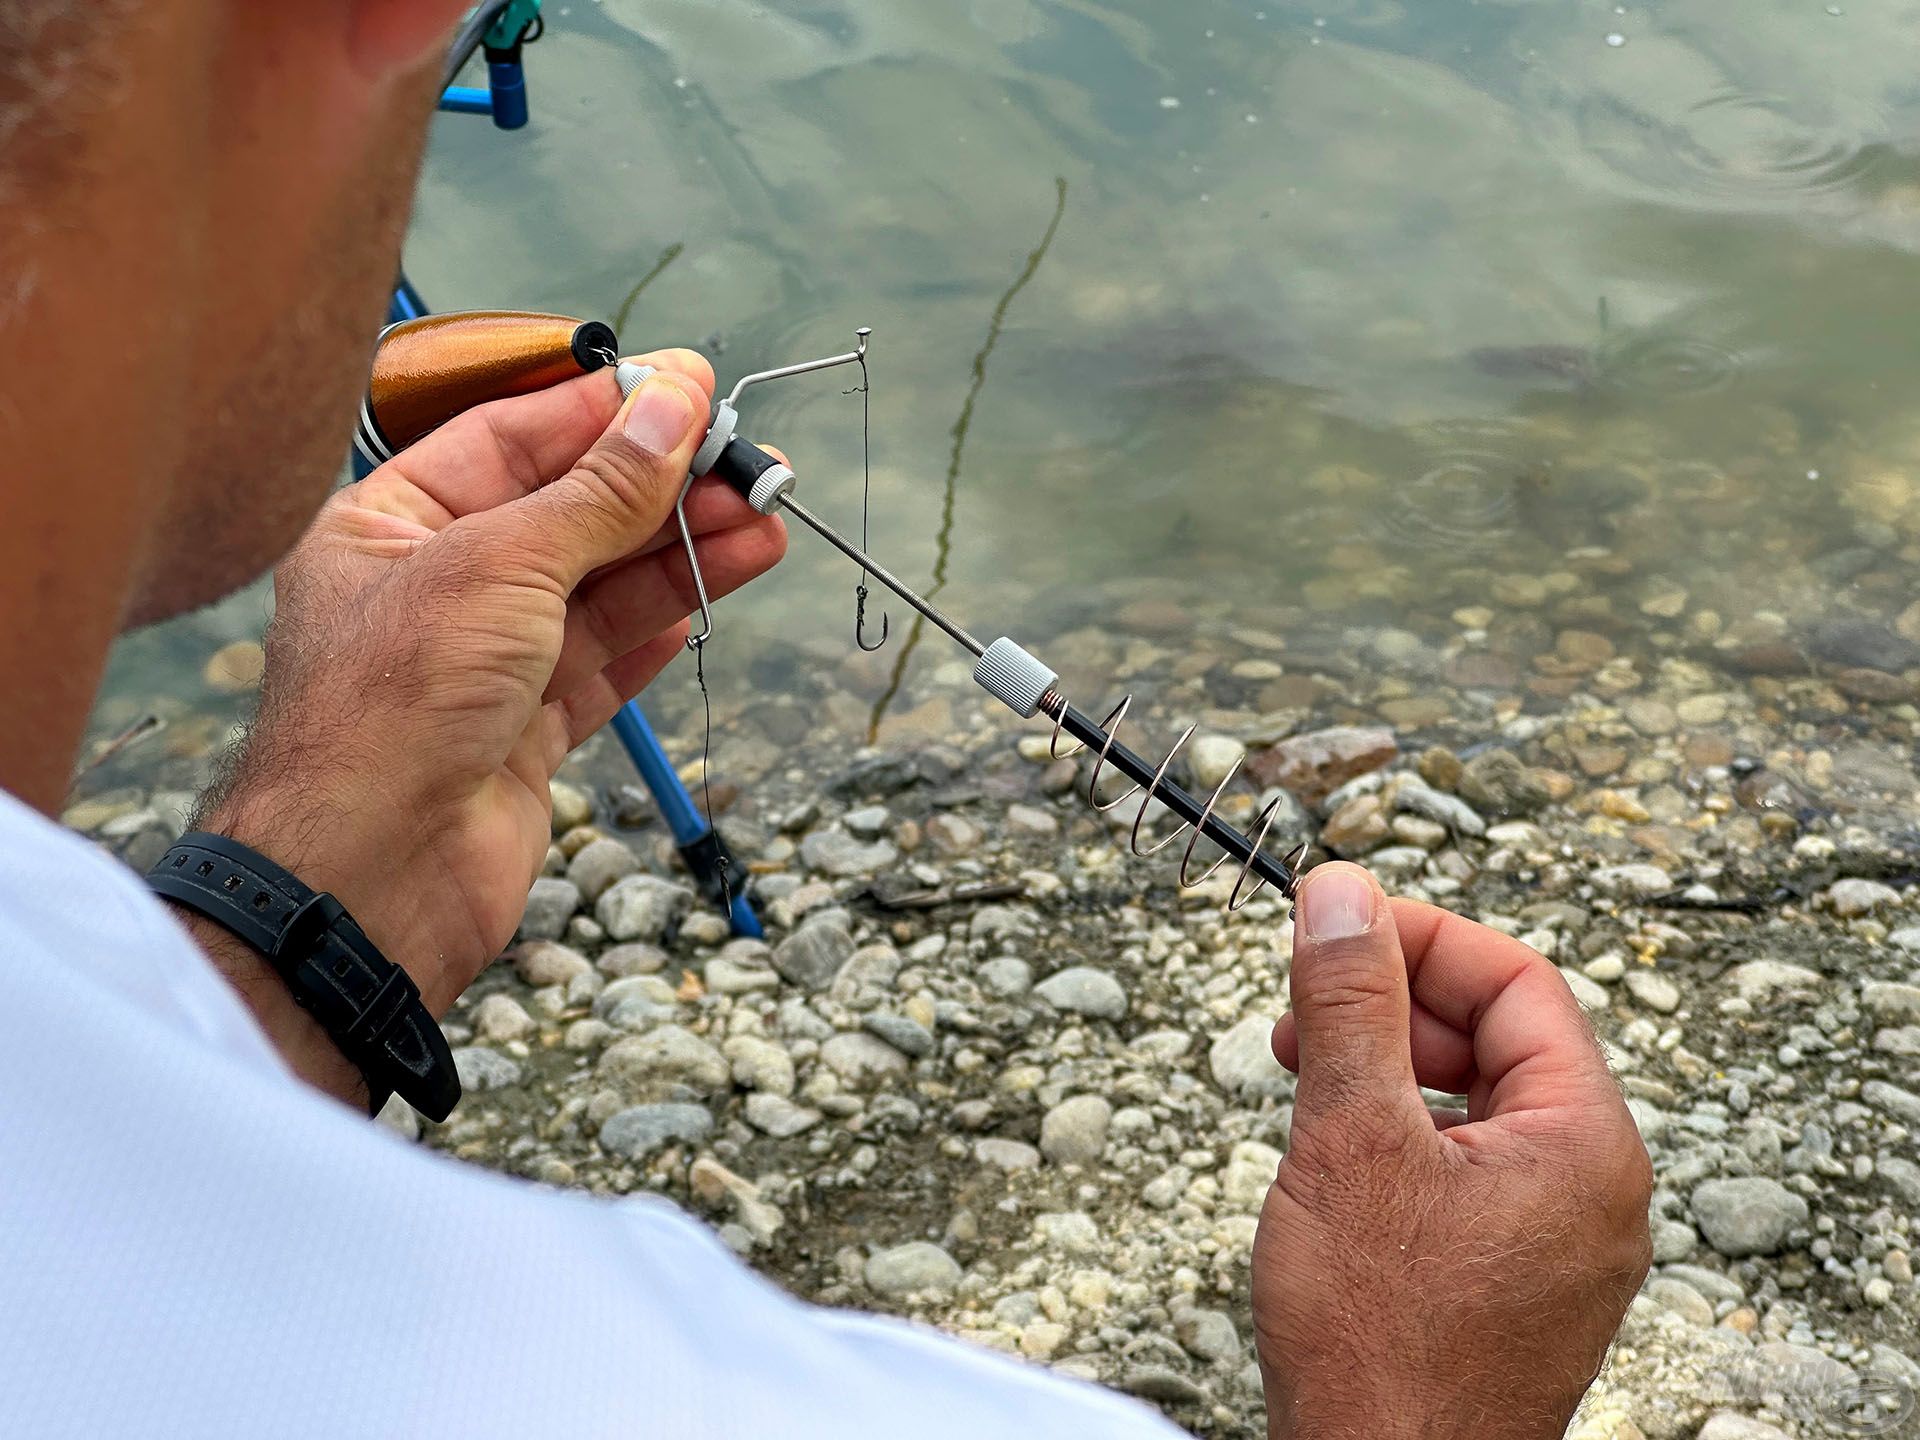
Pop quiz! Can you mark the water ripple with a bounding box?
[1380,423,1525,556]
[1594,330,1743,397]
[1580,89,1881,204]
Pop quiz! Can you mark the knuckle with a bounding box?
[1297,944,1402,1013]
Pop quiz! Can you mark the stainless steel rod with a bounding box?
[776,496,985,658]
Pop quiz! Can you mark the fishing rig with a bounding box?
[358,315,1306,911]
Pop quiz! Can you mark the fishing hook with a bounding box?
[855,583,890,650]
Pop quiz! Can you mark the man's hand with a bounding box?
[1253,863,1653,1440]
[188,351,785,1103]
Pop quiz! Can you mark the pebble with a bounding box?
[452,1046,522,1093]
[1124,1366,1207,1406]
[976,1137,1043,1171]
[1878,1155,1920,1207]
[598,1025,730,1097]
[1390,775,1487,837]
[1861,1080,1920,1126]
[1591,864,1673,898]
[1033,1210,1102,1255]
[511,939,592,987]
[921,815,984,858]
[1824,878,1901,917]
[1208,1015,1291,1100]
[978,956,1033,998]
[1189,735,1248,790]
[1623,699,1678,736]
[549,779,594,834]
[865,1242,961,1298]
[1033,966,1129,1020]
[599,941,669,977]
[800,829,899,877]
[863,1012,935,1058]
[723,1036,796,1096]
[1243,726,1396,807]
[820,1032,911,1082]
[743,1092,821,1137]
[202,640,265,693]
[1644,1276,1715,1326]
[773,916,856,990]
[1696,1417,1792,1440]
[518,878,582,941]
[1320,793,1389,855]
[1220,1141,1281,1210]
[1676,693,1729,725]
[1457,749,1550,817]
[703,944,776,991]
[1863,981,1920,1021]
[472,993,534,1043]
[1040,1095,1114,1167]
[1625,970,1682,1014]
[1690,1177,1808,1257]
[595,874,694,943]
[843,805,891,839]
[565,837,640,901]
[599,1102,713,1158]
[1174,1308,1242,1365]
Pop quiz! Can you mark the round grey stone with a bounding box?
[598,1025,730,1097]
[565,837,641,902]
[1033,966,1128,1020]
[773,917,855,990]
[1209,1015,1291,1100]
[1040,1095,1113,1167]
[1690,1176,1808,1257]
[800,829,899,878]
[865,1241,961,1297]
[451,1045,522,1093]
[518,877,582,941]
[978,956,1033,998]
[863,1012,934,1058]
[594,874,695,943]
[599,1102,713,1158]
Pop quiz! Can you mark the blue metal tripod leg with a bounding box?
[610,702,763,938]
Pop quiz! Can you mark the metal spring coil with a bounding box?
[1036,688,1308,911]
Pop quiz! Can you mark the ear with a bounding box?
[346,0,477,80]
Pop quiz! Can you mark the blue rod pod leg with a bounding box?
[609,701,762,938]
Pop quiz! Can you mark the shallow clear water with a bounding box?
[94,0,1920,793]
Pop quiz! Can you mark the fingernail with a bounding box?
[1300,867,1376,941]
[622,375,696,455]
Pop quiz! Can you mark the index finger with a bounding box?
[1387,899,1616,1121]
[356,348,715,529]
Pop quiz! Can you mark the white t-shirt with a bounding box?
[0,787,1188,1438]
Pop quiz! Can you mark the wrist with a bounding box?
[169,904,373,1110]
[197,787,458,1014]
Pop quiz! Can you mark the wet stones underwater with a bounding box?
[67,446,1920,1437]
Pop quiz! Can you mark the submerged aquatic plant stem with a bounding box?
[612,241,685,339]
[866,176,1068,740]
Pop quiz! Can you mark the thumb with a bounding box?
[1287,862,1421,1127]
[497,369,709,590]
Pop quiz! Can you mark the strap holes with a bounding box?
[222,875,243,891]
[197,861,215,877]
[252,891,273,910]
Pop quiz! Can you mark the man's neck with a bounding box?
[0,486,148,815]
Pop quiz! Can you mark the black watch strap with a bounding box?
[148,833,461,1122]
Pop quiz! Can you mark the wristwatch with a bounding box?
[148,832,461,1121]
